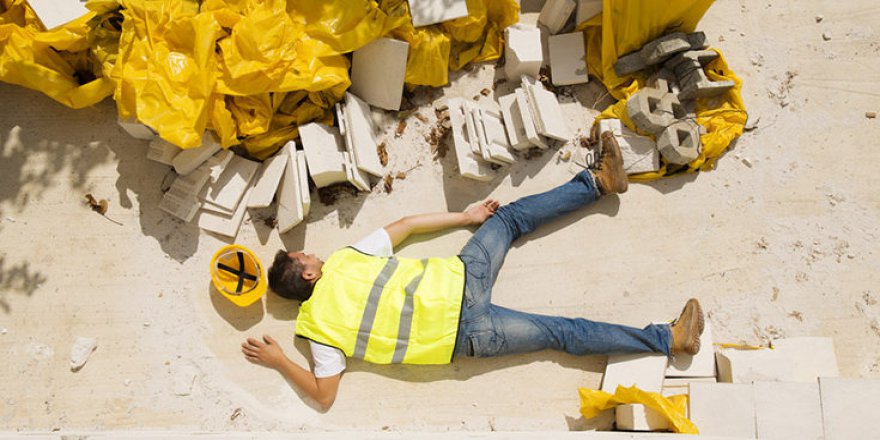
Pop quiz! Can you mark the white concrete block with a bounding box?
[504,24,543,80]
[820,377,880,440]
[205,149,234,183]
[619,127,660,175]
[473,108,515,165]
[342,92,383,177]
[538,0,576,35]
[201,156,259,213]
[462,101,483,155]
[715,347,794,383]
[688,382,756,438]
[344,149,371,192]
[26,0,89,30]
[615,404,670,432]
[407,0,469,27]
[753,381,823,440]
[523,76,572,141]
[601,354,667,393]
[350,38,409,111]
[277,148,304,234]
[117,118,156,141]
[198,184,254,239]
[159,185,201,223]
[170,167,211,198]
[498,93,532,150]
[576,0,603,25]
[247,146,289,208]
[296,150,311,218]
[298,123,348,188]
[771,337,839,382]
[515,88,549,149]
[172,134,222,176]
[666,321,715,377]
[147,138,182,165]
[448,98,494,182]
[548,32,589,86]
[598,118,623,136]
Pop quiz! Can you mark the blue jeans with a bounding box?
[454,170,672,358]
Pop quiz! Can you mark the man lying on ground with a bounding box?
[241,132,705,408]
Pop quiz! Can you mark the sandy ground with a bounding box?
[1,0,879,433]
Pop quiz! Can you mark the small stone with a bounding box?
[4,217,14,222]
[70,337,97,372]
[815,15,824,23]
[123,379,132,386]
[143,322,151,328]
[822,32,832,41]
[742,157,754,168]
[866,111,877,119]
[0,328,7,335]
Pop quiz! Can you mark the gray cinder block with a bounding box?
[626,87,676,134]
[640,32,691,65]
[657,119,701,165]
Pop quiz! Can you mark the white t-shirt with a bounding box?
[308,228,393,378]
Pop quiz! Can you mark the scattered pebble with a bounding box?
[70,337,97,372]
[742,157,754,168]
[744,115,760,131]
[822,32,832,41]
[0,328,7,335]
[124,379,132,386]
[143,322,151,328]
[815,15,824,23]
[866,111,877,119]
[4,217,14,223]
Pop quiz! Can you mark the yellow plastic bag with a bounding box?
[578,385,699,434]
[577,0,746,181]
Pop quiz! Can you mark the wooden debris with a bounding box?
[414,113,429,123]
[383,174,394,193]
[377,142,389,166]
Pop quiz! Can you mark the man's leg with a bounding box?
[465,305,672,357]
[458,170,601,307]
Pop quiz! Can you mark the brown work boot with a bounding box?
[594,131,628,195]
[670,298,705,355]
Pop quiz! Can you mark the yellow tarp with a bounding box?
[0,0,518,158]
[579,385,699,434]
[579,0,747,181]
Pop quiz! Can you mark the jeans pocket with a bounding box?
[468,330,504,357]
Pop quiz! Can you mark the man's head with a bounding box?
[267,250,324,301]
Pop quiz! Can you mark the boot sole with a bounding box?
[681,298,705,355]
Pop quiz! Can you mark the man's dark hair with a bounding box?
[267,250,315,302]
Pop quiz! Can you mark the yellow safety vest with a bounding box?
[295,247,465,364]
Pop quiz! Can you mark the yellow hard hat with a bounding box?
[210,244,266,307]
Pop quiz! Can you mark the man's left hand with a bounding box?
[464,199,500,225]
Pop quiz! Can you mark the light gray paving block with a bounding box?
[407,0,469,27]
[159,185,201,223]
[598,118,623,136]
[146,138,182,165]
[688,382,756,438]
[350,38,409,111]
[504,24,543,80]
[117,117,156,140]
[538,0,576,35]
[343,149,371,192]
[639,32,691,65]
[820,377,880,440]
[715,347,794,383]
[549,32,589,86]
[626,88,675,135]
[575,0,602,25]
[247,146,289,208]
[754,381,823,440]
[198,184,254,239]
[601,354,668,393]
[201,156,259,212]
[298,123,348,188]
[296,150,311,217]
[656,119,701,165]
[770,337,839,382]
[498,93,532,150]
[342,92,383,177]
[476,108,515,165]
[523,76,572,141]
[515,88,549,149]
[614,51,647,76]
[172,134,222,176]
[277,147,305,233]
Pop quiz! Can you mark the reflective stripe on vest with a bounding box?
[295,248,464,365]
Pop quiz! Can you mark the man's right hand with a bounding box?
[242,335,287,370]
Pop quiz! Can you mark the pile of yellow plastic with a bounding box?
[579,0,747,181]
[579,385,699,434]
[0,0,518,159]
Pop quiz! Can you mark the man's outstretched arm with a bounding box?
[384,199,500,247]
[241,336,340,409]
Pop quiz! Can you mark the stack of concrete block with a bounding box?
[201,156,260,215]
[118,117,156,141]
[548,32,589,86]
[147,138,182,165]
[497,94,532,150]
[159,150,233,222]
[665,49,736,100]
[538,0,576,35]
[626,82,700,165]
[173,134,223,176]
[339,92,384,183]
[597,119,660,174]
[716,337,839,384]
[448,98,494,182]
[575,0,602,25]
[407,0,469,27]
[350,38,410,111]
[514,88,549,149]
[521,76,572,142]
[504,24,543,80]
[26,0,89,30]
[474,107,516,165]
[614,32,708,76]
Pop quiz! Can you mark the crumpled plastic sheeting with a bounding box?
[0,0,112,108]
[577,0,747,181]
[1,0,519,158]
[578,385,699,434]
